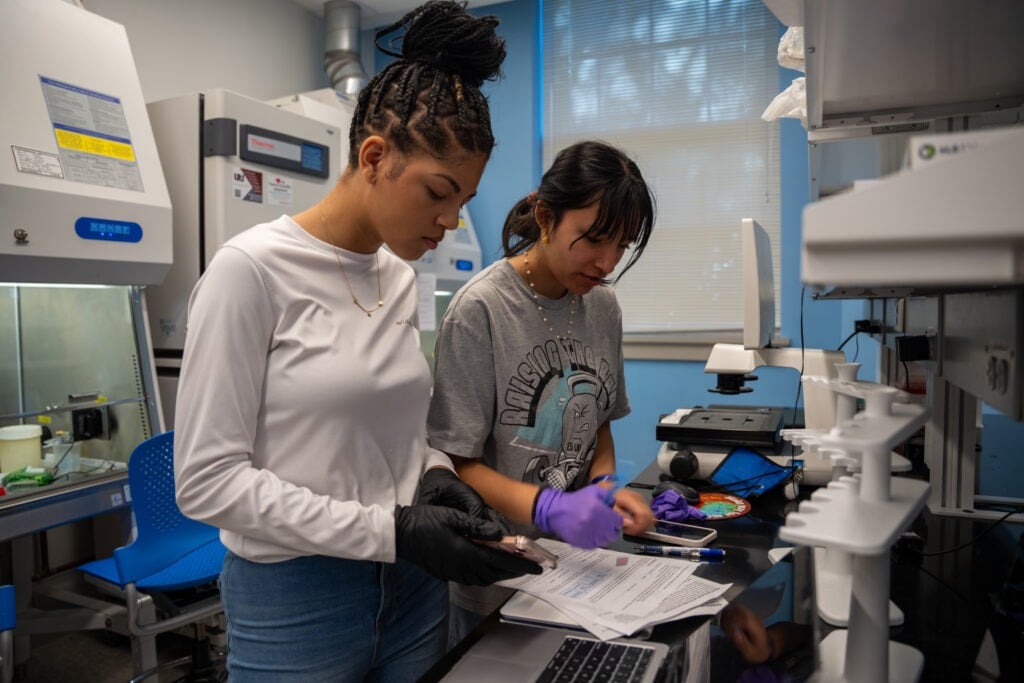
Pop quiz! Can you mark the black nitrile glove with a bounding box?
[417,467,513,532]
[394,504,543,586]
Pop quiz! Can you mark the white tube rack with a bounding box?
[780,365,912,628]
[778,373,930,683]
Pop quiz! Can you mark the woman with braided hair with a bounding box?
[174,2,538,680]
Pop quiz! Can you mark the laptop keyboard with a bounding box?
[536,635,656,682]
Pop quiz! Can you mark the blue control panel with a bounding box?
[74,217,143,243]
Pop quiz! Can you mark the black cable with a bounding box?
[903,558,976,607]
[852,331,860,363]
[837,329,858,351]
[901,359,911,392]
[913,507,1020,557]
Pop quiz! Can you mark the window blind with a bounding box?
[542,0,782,334]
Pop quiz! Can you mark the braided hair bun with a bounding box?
[377,1,505,88]
[349,1,507,166]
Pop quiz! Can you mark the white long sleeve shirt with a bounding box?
[173,215,450,563]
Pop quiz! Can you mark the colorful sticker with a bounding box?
[38,76,143,191]
[697,492,751,520]
[233,167,263,203]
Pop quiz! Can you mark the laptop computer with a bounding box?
[441,621,670,683]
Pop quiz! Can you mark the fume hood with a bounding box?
[1,0,169,538]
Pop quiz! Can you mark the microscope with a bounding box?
[656,220,847,487]
[704,343,845,433]
[689,343,846,487]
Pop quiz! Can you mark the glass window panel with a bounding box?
[0,284,156,498]
[543,0,782,335]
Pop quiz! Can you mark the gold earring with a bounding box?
[541,231,550,245]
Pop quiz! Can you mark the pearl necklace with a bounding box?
[523,251,576,341]
[320,212,384,317]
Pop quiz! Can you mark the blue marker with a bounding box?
[632,545,725,560]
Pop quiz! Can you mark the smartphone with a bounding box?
[477,535,558,569]
[634,520,717,547]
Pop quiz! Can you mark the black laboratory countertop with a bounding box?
[423,459,1024,682]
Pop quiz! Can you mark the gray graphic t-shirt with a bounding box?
[427,258,630,511]
[427,259,630,614]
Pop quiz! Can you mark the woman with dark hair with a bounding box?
[427,139,659,646]
[173,2,539,680]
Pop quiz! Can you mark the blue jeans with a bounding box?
[447,603,487,653]
[220,552,447,682]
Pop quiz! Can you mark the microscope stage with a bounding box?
[655,406,785,451]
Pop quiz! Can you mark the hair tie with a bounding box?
[527,191,538,205]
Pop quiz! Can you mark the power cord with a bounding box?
[908,507,1020,557]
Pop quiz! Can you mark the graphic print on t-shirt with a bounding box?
[498,336,618,491]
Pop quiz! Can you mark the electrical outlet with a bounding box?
[71,405,111,441]
[854,319,882,334]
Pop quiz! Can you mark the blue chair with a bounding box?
[78,431,226,682]
[1,584,14,683]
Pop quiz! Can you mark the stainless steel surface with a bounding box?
[0,284,158,537]
[803,0,1024,139]
[0,474,129,543]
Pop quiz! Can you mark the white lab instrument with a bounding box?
[0,0,171,285]
[700,219,844,485]
[781,1,1024,679]
[1,0,173,674]
[267,88,356,176]
[143,89,339,426]
[1,0,167,509]
[779,374,930,683]
[414,208,482,371]
[802,129,1024,291]
[800,127,1024,522]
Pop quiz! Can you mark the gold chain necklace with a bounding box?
[523,250,576,340]
[319,212,384,317]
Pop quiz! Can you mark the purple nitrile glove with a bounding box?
[533,485,623,549]
[650,489,707,522]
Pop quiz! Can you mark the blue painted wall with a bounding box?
[469,0,542,264]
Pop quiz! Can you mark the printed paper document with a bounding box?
[497,539,731,640]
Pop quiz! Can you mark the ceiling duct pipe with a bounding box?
[324,0,367,98]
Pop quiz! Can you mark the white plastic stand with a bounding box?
[778,370,930,683]
[817,630,924,683]
[780,364,911,628]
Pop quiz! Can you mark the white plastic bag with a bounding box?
[778,26,805,72]
[761,76,806,127]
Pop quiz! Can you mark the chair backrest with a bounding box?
[0,585,13,632]
[1,583,12,683]
[113,431,220,583]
